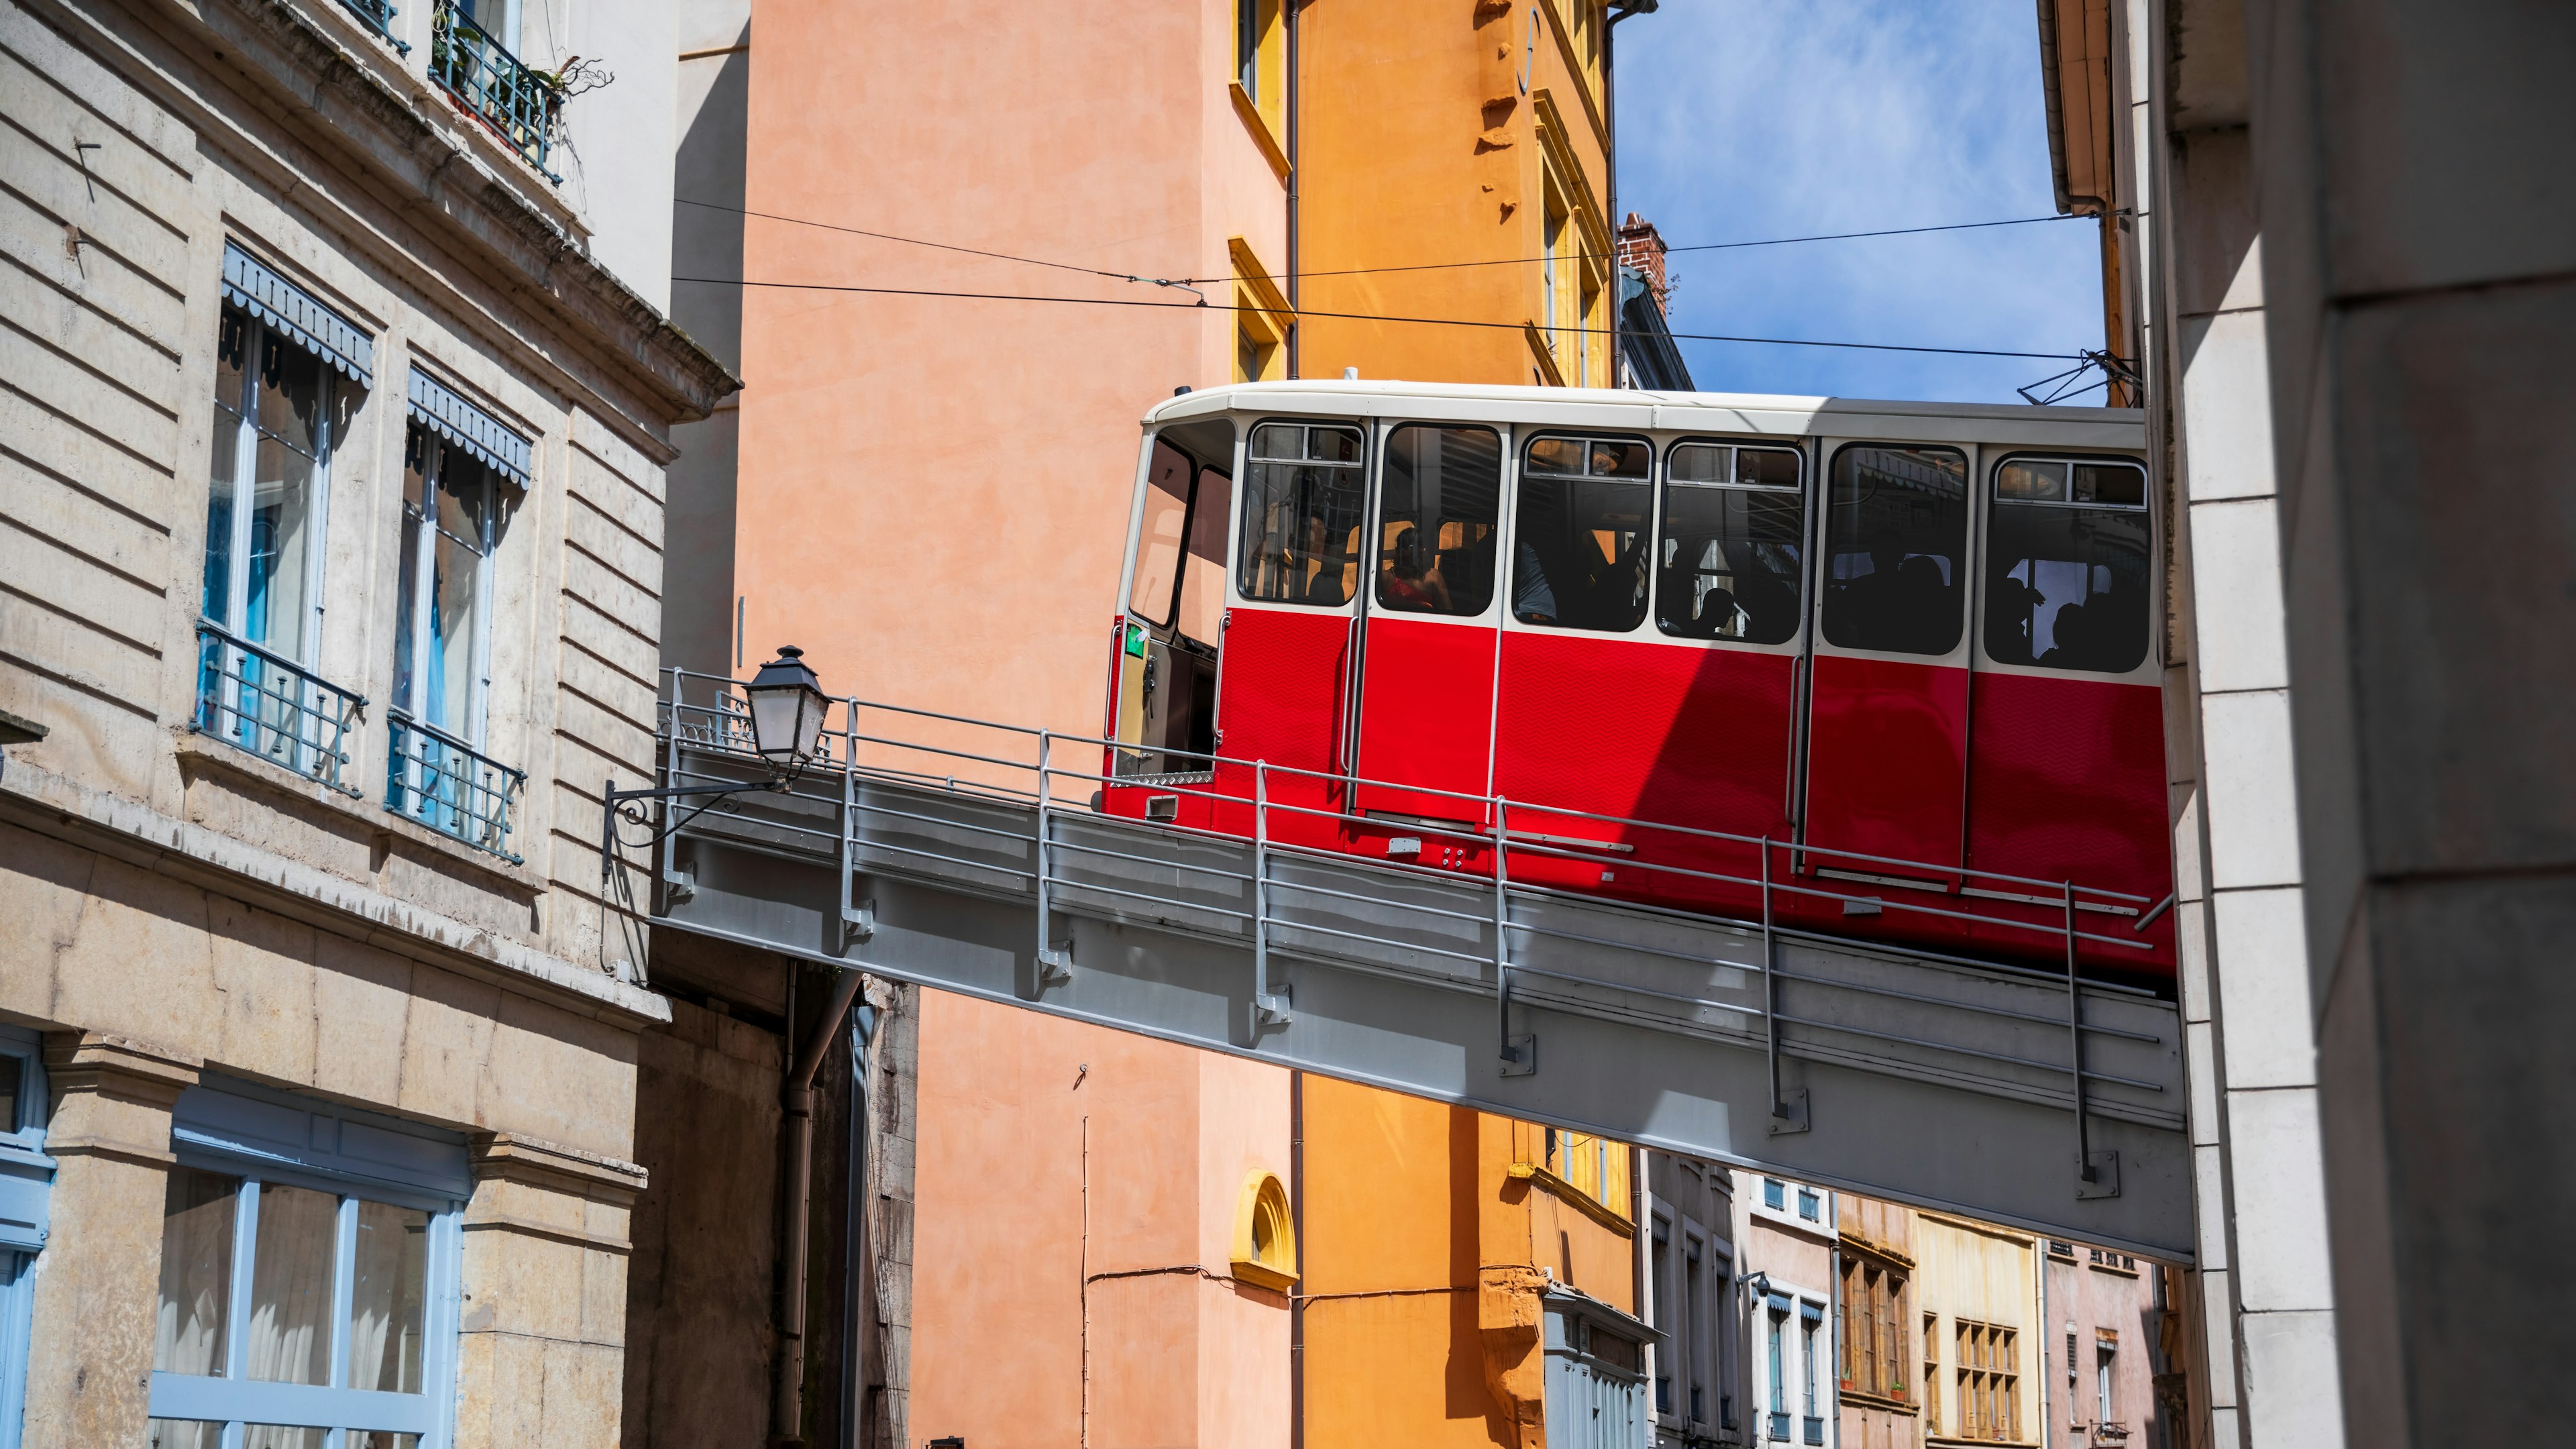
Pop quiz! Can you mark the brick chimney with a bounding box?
[1615,212,1670,307]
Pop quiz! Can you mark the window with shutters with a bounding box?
[1952,1321,2021,1442]
[1837,1257,1913,1407]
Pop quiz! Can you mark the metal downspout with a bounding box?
[777,967,867,1444]
[1285,0,1301,379]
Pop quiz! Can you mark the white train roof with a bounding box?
[1144,379,2146,452]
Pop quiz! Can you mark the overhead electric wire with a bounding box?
[668,274,2076,360]
[678,195,2090,288]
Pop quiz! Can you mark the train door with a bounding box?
[1800,441,1977,902]
[1216,417,1371,841]
[1110,431,1233,806]
[1491,432,1660,888]
[1350,421,1507,826]
[1964,453,2176,974]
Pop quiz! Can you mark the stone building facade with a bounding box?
[0,1,729,1446]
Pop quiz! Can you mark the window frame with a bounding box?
[206,303,341,670]
[393,424,506,749]
[0,1028,50,1449]
[1652,437,1809,651]
[1371,421,1507,623]
[1508,431,1655,635]
[148,1093,466,1449]
[1234,417,1371,612]
[1814,439,1976,662]
[1976,451,2155,680]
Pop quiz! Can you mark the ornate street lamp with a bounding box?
[602,646,835,913]
[743,645,828,767]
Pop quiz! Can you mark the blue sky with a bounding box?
[1611,0,2106,403]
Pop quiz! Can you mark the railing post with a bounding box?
[2066,879,2098,1189]
[838,698,869,953]
[1035,729,1070,989]
[1495,797,1532,1076]
[1763,837,1806,1134]
[1252,761,1289,1030]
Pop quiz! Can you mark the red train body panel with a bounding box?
[1104,384,2174,984]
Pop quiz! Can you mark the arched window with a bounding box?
[1231,1170,1298,1291]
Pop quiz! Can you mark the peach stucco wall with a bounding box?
[908,990,1291,1449]
[737,0,1287,740]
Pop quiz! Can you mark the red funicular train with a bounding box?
[1102,382,2173,981]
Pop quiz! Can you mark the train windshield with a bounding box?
[1656,442,1805,644]
[1983,458,2151,673]
[1821,445,1970,655]
[1377,424,1503,616]
[1239,422,1367,606]
[1513,435,1652,631]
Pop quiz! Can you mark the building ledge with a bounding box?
[1509,1159,1633,1236]
[1228,81,1291,181]
[0,759,669,1031]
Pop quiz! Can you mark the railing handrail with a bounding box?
[195,619,369,710]
[428,0,561,179]
[386,706,526,786]
[658,664,2161,918]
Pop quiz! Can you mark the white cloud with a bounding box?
[1613,0,2107,402]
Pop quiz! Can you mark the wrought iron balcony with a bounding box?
[385,710,525,861]
[193,623,365,794]
[337,0,407,52]
[428,0,559,180]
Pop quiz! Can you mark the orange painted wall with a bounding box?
[737,4,1294,1448]
[908,989,1291,1449]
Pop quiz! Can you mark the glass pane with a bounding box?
[1657,475,1803,643]
[1377,425,1501,617]
[155,1169,238,1377]
[205,402,242,627]
[350,1436,423,1449]
[435,452,489,551]
[245,436,317,659]
[394,508,423,716]
[1237,423,1365,606]
[1128,442,1190,627]
[1513,439,1650,632]
[1668,443,1730,484]
[242,1427,329,1449]
[254,335,325,457]
[2074,462,2145,506]
[1175,468,1234,647]
[0,1055,17,1132]
[146,1420,223,1449]
[429,526,481,733]
[247,1183,337,1385]
[216,307,247,411]
[348,1199,431,1394]
[1994,459,2066,502]
[1983,500,2151,672]
[1821,446,1968,655]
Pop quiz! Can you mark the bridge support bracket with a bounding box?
[1254,989,1293,1030]
[1769,1087,1811,1136]
[1038,942,1075,987]
[661,865,696,905]
[837,900,876,955]
[2077,1150,2121,1199]
[1500,1033,1537,1077]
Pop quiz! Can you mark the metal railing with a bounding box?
[385,710,525,861]
[650,667,2174,1149]
[429,0,558,179]
[337,0,407,51]
[192,622,366,794]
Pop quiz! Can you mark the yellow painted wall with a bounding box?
[1912,1214,2045,1445]
[1295,7,1628,1448]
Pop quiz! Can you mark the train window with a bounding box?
[1984,458,2151,673]
[1513,434,1652,631]
[1821,445,1970,655]
[1239,421,1368,606]
[1656,442,1805,644]
[1176,468,1234,647]
[1377,424,1503,617]
[1128,441,1191,627]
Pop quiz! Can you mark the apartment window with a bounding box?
[0,1030,49,1449]
[1651,1221,1674,1415]
[1764,1177,1786,1212]
[1234,0,1283,136]
[1541,1129,1629,1215]
[1923,1313,1940,1432]
[1766,1300,1788,1440]
[1839,1258,1910,1402]
[1797,1186,1819,1222]
[1542,195,1566,368]
[146,1081,464,1448]
[1684,1236,1705,1422]
[386,371,530,856]
[1954,1320,2019,1442]
[1229,1171,1297,1291]
[2096,1331,2117,1424]
[1801,1302,1824,1443]
[198,246,374,786]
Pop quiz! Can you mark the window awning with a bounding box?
[407,368,532,486]
[221,241,374,386]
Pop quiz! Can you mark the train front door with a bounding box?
[1801,442,1975,904]
[1349,422,1507,830]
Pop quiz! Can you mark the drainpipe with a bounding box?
[1605,1,1656,388]
[1285,0,1301,378]
[776,966,867,1444]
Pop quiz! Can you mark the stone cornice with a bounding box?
[54,0,738,453]
[1,760,671,1032]
[470,1132,648,1198]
